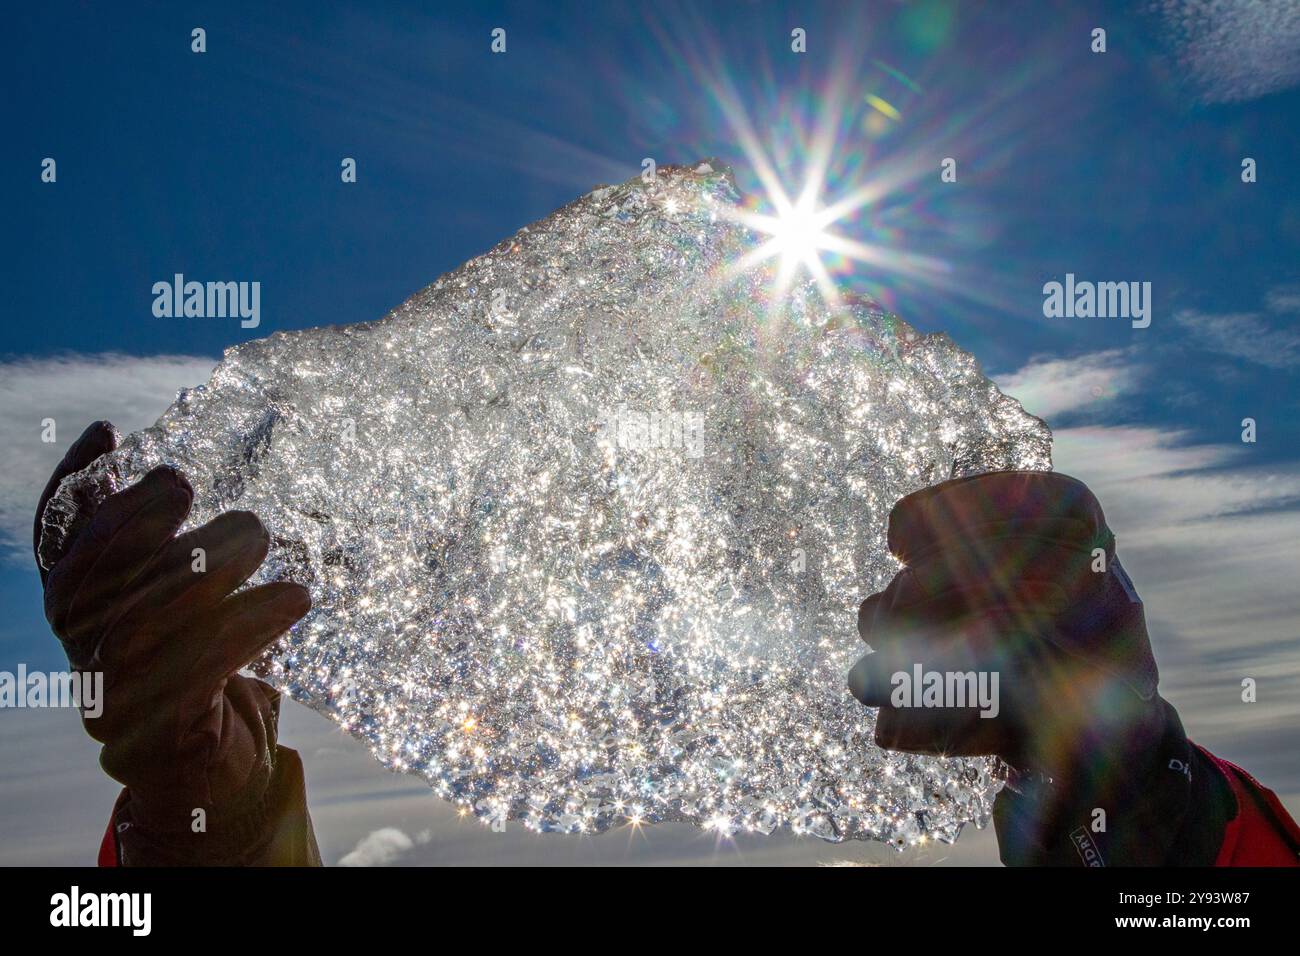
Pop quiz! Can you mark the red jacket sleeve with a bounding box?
[1196,746,1300,867]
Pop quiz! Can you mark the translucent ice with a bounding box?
[40,163,1051,843]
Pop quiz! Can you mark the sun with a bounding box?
[768,191,834,271]
[694,62,953,316]
[724,177,850,309]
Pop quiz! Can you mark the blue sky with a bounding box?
[2,0,1299,864]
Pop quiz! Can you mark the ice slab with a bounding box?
[40,163,1050,843]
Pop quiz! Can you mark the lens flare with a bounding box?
[614,4,1067,330]
[695,50,954,317]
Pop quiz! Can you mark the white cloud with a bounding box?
[995,349,1140,420]
[0,353,215,563]
[336,827,418,867]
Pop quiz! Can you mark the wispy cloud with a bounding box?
[1265,287,1300,313]
[1173,310,1300,370]
[1152,0,1300,104]
[1172,286,1300,370]
[0,352,215,562]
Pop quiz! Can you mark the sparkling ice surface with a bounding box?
[42,163,1051,844]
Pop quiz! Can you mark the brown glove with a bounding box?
[36,421,320,865]
[848,471,1230,865]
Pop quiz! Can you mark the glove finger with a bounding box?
[904,538,1100,610]
[874,697,1012,757]
[887,471,1111,566]
[856,570,934,647]
[887,583,1071,641]
[857,592,885,644]
[848,629,944,708]
[204,675,282,799]
[858,568,1070,652]
[884,544,1153,698]
[46,466,194,646]
[195,581,310,687]
[849,624,1018,756]
[849,641,923,708]
[138,510,275,622]
[33,421,119,581]
[852,601,1066,704]
[88,513,283,688]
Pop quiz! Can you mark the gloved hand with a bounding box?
[848,471,1229,866]
[35,421,317,865]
